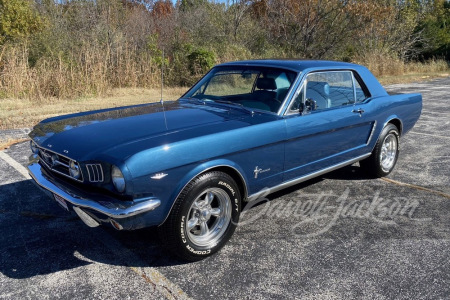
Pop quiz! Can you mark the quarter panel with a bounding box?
[365,93,422,150]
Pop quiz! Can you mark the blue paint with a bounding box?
[28,60,422,229]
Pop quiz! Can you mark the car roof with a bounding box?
[215,59,388,99]
[216,59,360,72]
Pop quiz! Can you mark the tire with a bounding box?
[360,124,400,178]
[158,171,241,261]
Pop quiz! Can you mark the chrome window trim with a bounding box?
[276,71,303,116]
[352,72,372,102]
[285,80,306,116]
[283,70,357,116]
[182,65,301,116]
[351,72,357,104]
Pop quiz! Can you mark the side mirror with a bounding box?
[299,98,316,115]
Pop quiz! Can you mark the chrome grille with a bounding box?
[86,164,104,182]
[38,148,83,182]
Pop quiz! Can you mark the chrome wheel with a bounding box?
[186,188,232,248]
[159,171,240,261]
[380,133,398,172]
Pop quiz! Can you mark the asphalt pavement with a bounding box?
[0,78,449,299]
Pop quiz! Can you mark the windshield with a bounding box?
[183,66,298,114]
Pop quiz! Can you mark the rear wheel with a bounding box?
[159,171,241,261]
[360,124,400,177]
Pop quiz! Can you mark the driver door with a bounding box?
[283,70,376,181]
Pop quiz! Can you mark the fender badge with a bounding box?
[254,166,271,179]
[151,173,168,180]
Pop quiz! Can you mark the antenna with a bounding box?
[160,48,168,130]
[160,48,164,104]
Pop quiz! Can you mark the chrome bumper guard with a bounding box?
[27,163,161,220]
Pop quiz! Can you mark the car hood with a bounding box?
[30,101,263,161]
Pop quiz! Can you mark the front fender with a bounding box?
[129,158,250,226]
[168,159,250,205]
[160,159,249,224]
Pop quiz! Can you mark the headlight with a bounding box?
[30,141,39,154]
[111,165,126,193]
[69,160,81,179]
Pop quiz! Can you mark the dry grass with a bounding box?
[0,138,29,150]
[378,72,450,85]
[0,44,162,101]
[1,62,449,130]
[0,87,187,130]
[377,59,449,85]
[355,53,450,84]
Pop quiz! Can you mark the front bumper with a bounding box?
[28,163,161,229]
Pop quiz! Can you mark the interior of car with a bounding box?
[187,67,297,113]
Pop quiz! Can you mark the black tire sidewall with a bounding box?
[173,172,241,260]
[374,124,400,176]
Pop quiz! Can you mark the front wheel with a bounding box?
[158,171,241,261]
[360,124,400,178]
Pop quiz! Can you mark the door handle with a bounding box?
[352,108,365,116]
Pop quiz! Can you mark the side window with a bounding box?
[354,76,369,103]
[288,71,357,113]
[307,71,354,111]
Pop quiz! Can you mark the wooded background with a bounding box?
[0,0,449,100]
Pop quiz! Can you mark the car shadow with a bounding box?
[0,179,187,279]
[248,164,369,206]
[1,163,446,279]
[0,173,343,279]
[321,164,374,181]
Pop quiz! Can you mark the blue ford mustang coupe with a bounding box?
[28,60,422,260]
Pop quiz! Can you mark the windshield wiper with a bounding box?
[183,97,255,115]
[210,100,254,115]
[185,97,206,105]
